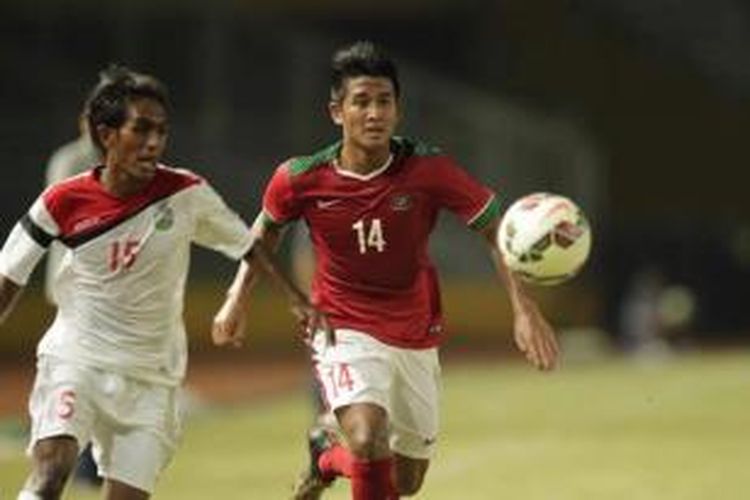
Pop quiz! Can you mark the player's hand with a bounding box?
[212,299,247,348]
[512,297,559,371]
[290,296,334,345]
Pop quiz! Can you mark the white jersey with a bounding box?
[0,165,253,386]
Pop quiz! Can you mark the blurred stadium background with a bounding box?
[0,0,748,498]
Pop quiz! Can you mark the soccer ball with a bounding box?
[498,192,591,285]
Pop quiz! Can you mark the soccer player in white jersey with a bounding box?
[212,42,559,499]
[0,66,320,500]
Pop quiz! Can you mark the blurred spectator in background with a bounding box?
[618,266,696,358]
[618,267,669,357]
[44,114,102,490]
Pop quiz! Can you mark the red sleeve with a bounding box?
[262,162,302,225]
[427,156,500,229]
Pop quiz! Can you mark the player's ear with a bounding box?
[328,100,343,126]
[97,124,116,150]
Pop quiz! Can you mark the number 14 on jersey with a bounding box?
[352,218,386,254]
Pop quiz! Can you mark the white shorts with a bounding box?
[27,356,183,494]
[311,329,441,459]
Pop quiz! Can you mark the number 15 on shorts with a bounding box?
[323,363,355,399]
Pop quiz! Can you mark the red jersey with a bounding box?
[262,137,499,348]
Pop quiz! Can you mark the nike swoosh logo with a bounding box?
[316,199,342,209]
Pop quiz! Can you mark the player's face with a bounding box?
[100,97,168,183]
[330,76,399,153]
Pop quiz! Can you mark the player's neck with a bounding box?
[338,143,392,175]
[100,165,150,198]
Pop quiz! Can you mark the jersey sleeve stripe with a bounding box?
[20,214,54,248]
[467,195,500,230]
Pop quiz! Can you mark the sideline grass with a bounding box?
[1,351,748,499]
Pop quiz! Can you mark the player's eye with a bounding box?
[131,120,168,138]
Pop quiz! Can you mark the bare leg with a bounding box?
[335,404,432,496]
[335,403,399,499]
[20,436,79,499]
[104,479,150,500]
[393,454,429,497]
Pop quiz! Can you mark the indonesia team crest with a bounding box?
[154,201,174,231]
[390,193,413,211]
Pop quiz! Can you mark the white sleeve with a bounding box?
[192,183,253,260]
[0,197,58,285]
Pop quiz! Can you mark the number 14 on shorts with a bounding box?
[323,362,355,399]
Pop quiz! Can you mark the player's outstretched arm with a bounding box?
[479,217,559,370]
[212,216,283,348]
[251,240,333,344]
[212,259,253,348]
[0,274,23,326]
[212,217,332,347]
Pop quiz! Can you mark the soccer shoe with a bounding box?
[291,426,338,500]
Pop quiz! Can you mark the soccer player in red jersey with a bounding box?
[212,41,559,499]
[0,66,320,500]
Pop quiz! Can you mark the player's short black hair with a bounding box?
[330,41,400,101]
[84,65,169,153]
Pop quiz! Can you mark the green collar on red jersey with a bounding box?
[287,137,443,177]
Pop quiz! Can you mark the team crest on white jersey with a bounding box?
[390,193,413,212]
[154,201,174,231]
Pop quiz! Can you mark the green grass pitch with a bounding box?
[1,351,748,499]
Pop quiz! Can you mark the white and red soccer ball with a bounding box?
[498,193,591,285]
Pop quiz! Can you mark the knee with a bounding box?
[346,424,390,460]
[337,404,391,460]
[395,468,426,496]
